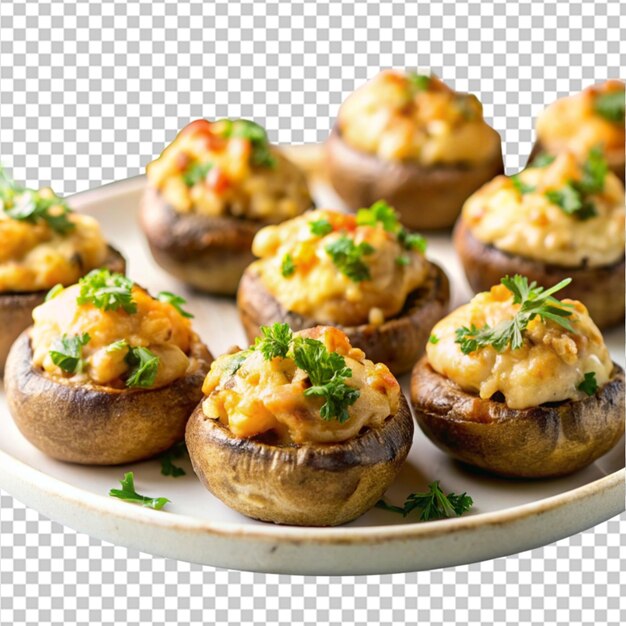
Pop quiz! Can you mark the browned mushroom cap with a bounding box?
[410,357,625,478]
[527,139,626,184]
[185,393,414,526]
[0,245,125,377]
[453,217,625,329]
[325,126,504,230]
[4,330,213,465]
[139,186,261,296]
[237,261,450,375]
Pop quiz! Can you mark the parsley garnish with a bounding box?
[281,253,296,277]
[157,291,194,318]
[428,334,439,344]
[531,153,556,168]
[224,350,251,376]
[109,472,169,510]
[376,481,473,521]
[356,199,400,232]
[594,90,625,123]
[455,275,575,354]
[77,269,137,314]
[217,119,276,168]
[511,175,535,195]
[254,323,293,360]
[183,161,213,186]
[45,283,64,302]
[577,372,599,396]
[407,72,431,92]
[309,218,333,237]
[49,333,91,374]
[397,229,427,254]
[396,255,410,266]
[106,339,129,353]
[125,346,160,388]
[158,442,187,478]
[325,236,374,282]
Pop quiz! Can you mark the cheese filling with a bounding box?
[427,284,613,409]
[337,70,501,166]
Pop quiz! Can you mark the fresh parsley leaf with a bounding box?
[77,269,137,314]
[325,236,374,282]
[224,350,251,376]
[281,253,296,277]
[106,339,129,353]
[455,275,575,354]
[577,371,599,396]
[398,229,427,253]
[157,291,194,318]
[255,323,293,360]
[531,153,556,168]
[45,283,64,301]
[309,218,333,237]
[125,346,160,388]
[428,334,439,344]
[577,146,608,195]
[594,90,625,123]
[304,377,360,423]
[545,183,597,221]
[396,254,410,266]
[183,161,213,186]
[511,175,536,195]
[407,72,431,92]
[109,472,169,510]
[158,442,187,478]
[218,119,276,168]
[3,187,74,235]
[49,333,91,374]
[376,481,473,521]
[356,200,400,232]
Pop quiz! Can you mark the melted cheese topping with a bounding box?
[146,119,312,219]
[31,285,193,388]
[536,81,625,167]
[0,189,108,293]
[427,284,613,409]
[251,209,430,326]
[202,326,401,444]
[463,152,625,267]
[337,70,501,165]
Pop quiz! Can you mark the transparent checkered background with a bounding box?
[0,1,625,625]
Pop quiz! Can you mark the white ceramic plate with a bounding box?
[0,146,624,575]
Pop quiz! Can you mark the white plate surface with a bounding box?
[0,148,624,575]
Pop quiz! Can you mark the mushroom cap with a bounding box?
[237,261,450,375]
[410,356,625,478]
[453,216,625,329]
[185,393,414,526]
[0,245,126,376]
[324,126,504,230]
[4,329,213,465]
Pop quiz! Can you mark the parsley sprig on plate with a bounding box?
[376,481,473,521]
[455,275,575,355]
[254,323,360,423]
[109,472,169,510]
[158,442,187,478]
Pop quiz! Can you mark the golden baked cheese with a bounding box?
[463,151,625,267]
[146,118,312,220]
[427,283,613,409]
[202,326,401,444]
[337,70,501,166]
[250,208,430,326]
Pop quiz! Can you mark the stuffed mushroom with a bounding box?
[455,149,625,328]
[325,70,504,230]
[237,202,450,375]
[530,80,625,182]
[0,166,125,375]
[140,118,313,295]
[4,270,212,465]
[410,275,625,478]
[186,324,414,526]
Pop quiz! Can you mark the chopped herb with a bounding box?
[398,229,427,253]
[577,146,608,195]
[183,161,213,186]
[49,333,91,374]
[325,236,374,282]
[407,72,431,92]
[109,472,169,510]
[157,291,194,318]
[511,175,536,195]
[594,90,625,123]
[545,183,598,220]
[309,218,333,237]
[455,275,575,354]
[3,186,74,235]
[281,253,296,277]
[531,153,556,168]
[125,346,160,388]
[218,119,276,168]
[159,442,187,478]
[255,323,293,360]
[77,269,137,314]
[106,339,129,353]
[45,283,64,302]
[356,199,400,232]
[577,372,599,396]
[428,334,439,344]
[396,254,410,266]
[376,481,473,521]
[224,350,251,376]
